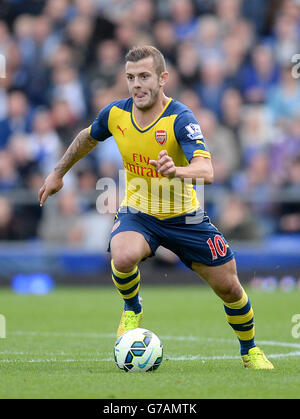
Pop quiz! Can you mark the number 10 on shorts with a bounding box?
[207,235,227,260]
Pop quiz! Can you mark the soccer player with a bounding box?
[39,46,274,369]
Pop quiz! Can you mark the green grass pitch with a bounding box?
[0,284,299,399]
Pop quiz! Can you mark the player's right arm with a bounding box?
[38,128,99,207]
[38,100,120,206]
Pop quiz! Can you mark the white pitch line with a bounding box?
[268,351,300,359]
[0,358,113,364]
[168,351,300,361]
[1,351,300,364]
[9,331,115,339]
[0,350,106,356]
[256,340,300,349]
[7,330,300,350]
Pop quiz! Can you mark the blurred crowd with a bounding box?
[0,0,300,249]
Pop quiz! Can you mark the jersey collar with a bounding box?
[131,97,173,133]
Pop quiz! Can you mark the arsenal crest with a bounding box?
[155,130,167,145]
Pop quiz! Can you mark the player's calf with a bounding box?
[223,287,256,356]
[111,259,142,314]
[192,260,256,356]
[110,232,151,310]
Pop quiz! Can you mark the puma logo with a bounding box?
[117,125,127,136]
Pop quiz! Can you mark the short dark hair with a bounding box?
[125,45,166,76]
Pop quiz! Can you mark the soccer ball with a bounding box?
[114,328,163,372]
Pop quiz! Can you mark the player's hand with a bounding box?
[38,172,64,207]
[149,150,176,178]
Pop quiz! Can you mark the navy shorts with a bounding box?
[108,207,234,269]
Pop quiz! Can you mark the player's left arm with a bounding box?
[149,150,214,184]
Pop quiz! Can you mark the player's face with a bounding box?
[126,57,164,110]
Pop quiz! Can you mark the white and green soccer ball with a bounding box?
[114,328,163,372]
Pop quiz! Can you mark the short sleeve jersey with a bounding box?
[89,97,211,219]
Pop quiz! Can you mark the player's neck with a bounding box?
[133,94,170,129]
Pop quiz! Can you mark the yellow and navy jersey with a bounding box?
[89,97,211,219]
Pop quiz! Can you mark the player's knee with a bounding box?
[219,279,243,303]
[112,251,141,273]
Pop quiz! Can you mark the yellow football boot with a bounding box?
[116,310,143,338]
[242,347,274,370]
